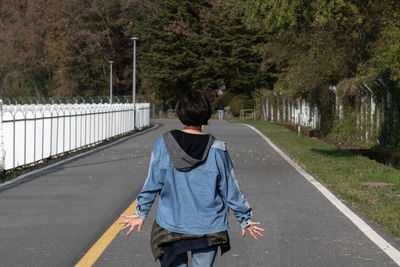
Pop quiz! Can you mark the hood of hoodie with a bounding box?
[163,131,215,172]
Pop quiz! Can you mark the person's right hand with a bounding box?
[119,214,144,236]
[241,221,264,240]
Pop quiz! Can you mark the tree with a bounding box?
[200,0,268,95]
[0,0,149,98]
[366,1,400,87]
[242,0,391,101]
[137,0,212,106]
[45,0,140,96]
[0,0,54,97]
[138,0,268,106]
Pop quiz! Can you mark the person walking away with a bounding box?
[217,101,224,120]
[120,89,264,267]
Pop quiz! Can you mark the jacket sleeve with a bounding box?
[134,141,164,220]
[217,150,253,229]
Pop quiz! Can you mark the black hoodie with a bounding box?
[163,130,215,172]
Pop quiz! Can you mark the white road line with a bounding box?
[0,124,159,190]
[245,123,400,266]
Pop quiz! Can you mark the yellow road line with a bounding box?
[75,199,138,267]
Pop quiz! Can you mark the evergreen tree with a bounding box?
[201,0,268,95]
[137,0,210,106]
[138,0,268,105]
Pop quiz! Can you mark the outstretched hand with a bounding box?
[241,221,264,240]
[119,214,144,236]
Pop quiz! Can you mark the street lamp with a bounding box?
[131,37,139,104]
[131,37,139,129]
[109,61,113,104]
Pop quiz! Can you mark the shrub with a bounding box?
[229,95,254,116]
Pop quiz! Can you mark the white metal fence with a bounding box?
[261,80,397,145]
[0,101,150,171]
[262,98,321,129]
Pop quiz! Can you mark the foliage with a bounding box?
[211,91,236,111]
[245,0,399,99]
[369,23,400,88]
[138,0,268,105]
[1,0,400,151]
[0,0,147,98]
[229,94,254,116]
[0,0,269,105]
[136,0,210,106]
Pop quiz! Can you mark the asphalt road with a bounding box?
[0,119,399,267]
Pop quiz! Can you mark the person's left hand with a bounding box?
[119,214,144,236]
[241,221,264,240]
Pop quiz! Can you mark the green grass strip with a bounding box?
[238,120,400,239]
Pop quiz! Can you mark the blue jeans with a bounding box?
[170,246,218,267]
[218,110,223,120]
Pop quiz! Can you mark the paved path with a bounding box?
[0,119,399,266]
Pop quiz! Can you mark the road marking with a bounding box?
[75,199,138,267]
[245,124,400,266]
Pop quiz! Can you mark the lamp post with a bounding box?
[131,37,139,104]
[131,37,138,129]
[109,61,113,104]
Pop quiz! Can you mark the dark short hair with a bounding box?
[177,89,212,126]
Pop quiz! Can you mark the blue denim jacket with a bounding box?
[134,136,253,235]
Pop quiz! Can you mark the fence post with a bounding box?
[360,93,364,141]
[81,107,85,146]
[89,104,92,145]
[97,105,100,142]
[277,97,280,122]
[297,99,301,125]
[262,104,266,120]
[42,110,45,160]
[69,107,72,151]
[271,104,274,122]
[50,108,53,157]
[283,98,286,122]
[24,110,27,165]
[33,110,36,165]
[75,107,78,150]
[292,100,295,124]
[85,107,88,147]
[363,83,374,142]
[12,111,17,168]
[56,109,59,155]
[0,100,4,171]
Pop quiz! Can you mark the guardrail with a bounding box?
[0,101,150,171]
